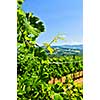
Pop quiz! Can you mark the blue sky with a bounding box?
[22,0,83,46]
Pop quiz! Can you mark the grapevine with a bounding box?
[17,0,83,100]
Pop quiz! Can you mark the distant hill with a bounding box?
[51,44,83,50]
[46,44,83,56]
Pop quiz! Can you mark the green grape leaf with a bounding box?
[54,94,63,100]
[47,46,54,54]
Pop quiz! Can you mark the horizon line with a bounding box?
[38,43,83,46]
